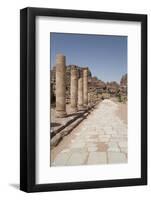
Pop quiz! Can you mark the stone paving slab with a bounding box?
[51,100,128,166]
[87,146,98,152]
[107,142,120,152]
[51,152,71,166]
[108,152,127,164]
[66,152,88,166]
[70,142,86,149]
[118,141,127,148]
[87,152,107,164]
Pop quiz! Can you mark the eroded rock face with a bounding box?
[106,81,120,97]
[119,74,127,101]
[120,74,127,87]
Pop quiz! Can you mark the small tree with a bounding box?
[118,94,122,102]
[116,90,122,102]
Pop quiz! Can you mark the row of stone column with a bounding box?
[55,54,88,118]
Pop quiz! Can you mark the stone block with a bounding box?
[87,152,107,164]
[108,152,127,164]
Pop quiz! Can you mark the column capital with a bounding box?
[71,65,77,69]
[56,53,65,58]
[82,67,89,71]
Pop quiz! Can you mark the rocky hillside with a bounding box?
[118,74,127,102]
[120,74,127,86]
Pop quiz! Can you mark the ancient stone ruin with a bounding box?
[50,54,127,148]
[51,55,127,107]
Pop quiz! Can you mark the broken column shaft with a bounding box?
[78,77,83,110]
[55,54,67,118]
[83,67,88,106]
[70,66,78,113]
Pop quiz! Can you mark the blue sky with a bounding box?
[50,33,127,83]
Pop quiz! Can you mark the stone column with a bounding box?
[78,77,83,110]
[70,66,78,113]
[83,67,88,106]
[55,54,67,118]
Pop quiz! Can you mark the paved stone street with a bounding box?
[51,99,127,166]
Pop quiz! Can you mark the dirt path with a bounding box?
[51,99,127,166]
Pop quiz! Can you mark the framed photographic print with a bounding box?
[20,7,147,192]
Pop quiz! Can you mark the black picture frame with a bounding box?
[20,7,147,192]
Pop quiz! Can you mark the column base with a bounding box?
[83,104,88,109]
[70,107,78,114]
[88,102,95,107]
[78,105,85,110]
[55,110,67,118]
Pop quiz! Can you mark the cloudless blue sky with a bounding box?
[50,33,127,83]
